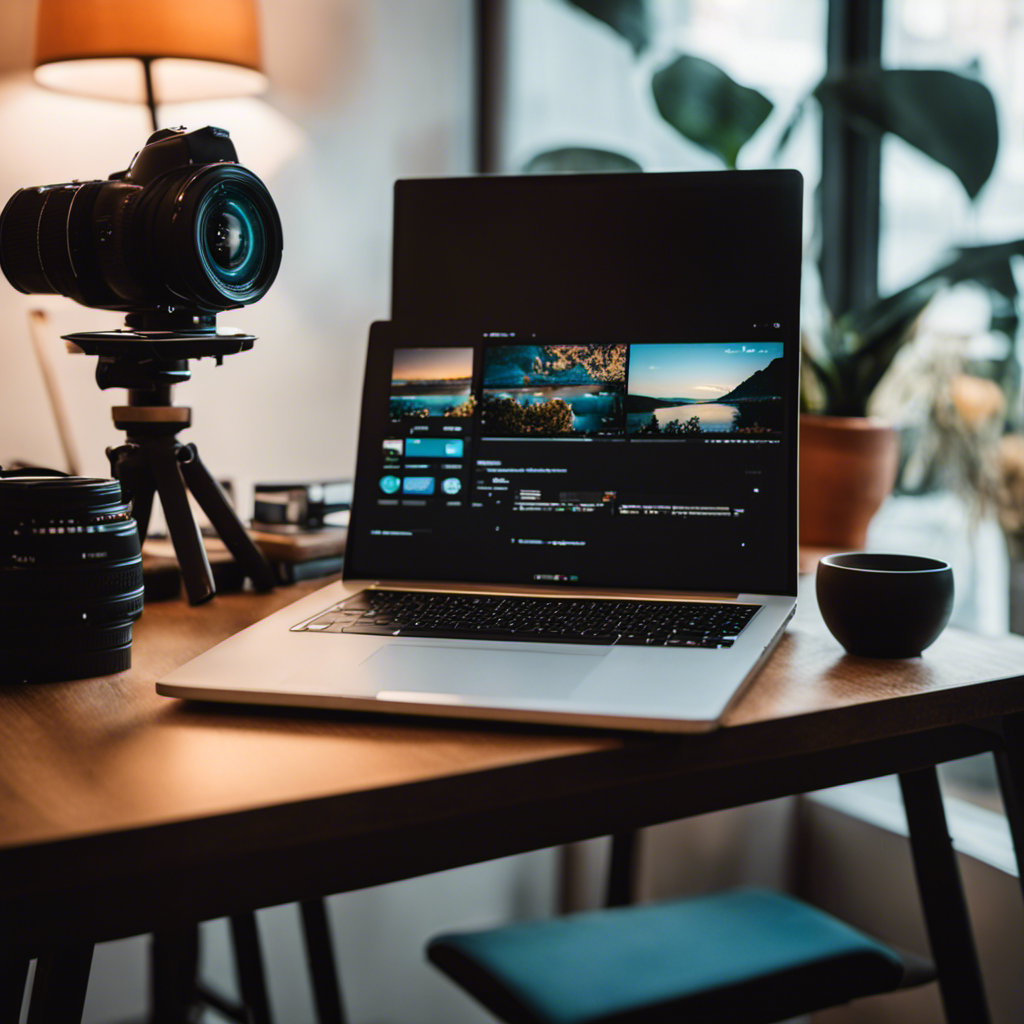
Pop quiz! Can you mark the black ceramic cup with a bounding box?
[816,552,954,658]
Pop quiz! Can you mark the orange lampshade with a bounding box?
[33,0,266,104]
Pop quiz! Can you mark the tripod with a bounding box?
[68,327,276,605]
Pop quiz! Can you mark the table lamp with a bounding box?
[32,0,267,130]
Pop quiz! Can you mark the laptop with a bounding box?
[158,170,802,732]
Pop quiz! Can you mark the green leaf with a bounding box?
[810,238,1024,415]
[815,69,998,199]
[522,147,643,174]
[652,55,773,168]
[562,0,651,55]
[770,98,809,162]
[944,239,1024,288]
[842,277,943,351]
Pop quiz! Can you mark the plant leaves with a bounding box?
[522,147,643,174]
[814,69,998,199]
[562,0,651,55]
[652,55,773,168]
[805,238,1024,415]
[770,98,809,163]
[943,239,1024,288]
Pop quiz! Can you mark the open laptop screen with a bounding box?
[345,319,799,596]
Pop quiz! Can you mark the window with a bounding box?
[879,0,1024,293]
[496,0,825,245]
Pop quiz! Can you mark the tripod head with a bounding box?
[65,323,255,391]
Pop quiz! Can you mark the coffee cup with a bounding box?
[816,552,954,658]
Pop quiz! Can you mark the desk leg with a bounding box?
[300,899,348,1024]
[899,767,990,1024]
[0,958,29,1024]
[606,831,640,908]
[230,912,273,1024]
[25,944,93,1024]
[150,927,201,1023]
[994,712,1024,896]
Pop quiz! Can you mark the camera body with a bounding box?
[0,126,282,330]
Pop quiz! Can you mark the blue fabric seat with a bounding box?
[427,888,934,1024]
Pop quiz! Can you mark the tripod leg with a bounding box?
[145,438,216,605]
[178,443,277,592]
[108,443,156,542]
[128,483,156,543]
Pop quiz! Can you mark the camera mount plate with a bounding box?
[65,328,255,361]
[64,328,256,391]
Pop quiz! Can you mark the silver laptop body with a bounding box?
[159,170,802,732]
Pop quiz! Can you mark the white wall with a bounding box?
[0,0,473,495]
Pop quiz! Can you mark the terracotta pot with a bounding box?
[799,414,899,549]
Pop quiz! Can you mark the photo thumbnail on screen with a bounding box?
[390,347,475,421]
[626,342,784,439]
[481,344,627,437]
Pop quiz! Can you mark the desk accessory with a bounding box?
[253,479,352,531]
[816,552,954,658]
[0,126,283,605]
[248,481,349,583]
[0,468,143,682]
[248,529,347,585]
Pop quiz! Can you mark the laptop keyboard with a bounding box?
[293,591,760,648]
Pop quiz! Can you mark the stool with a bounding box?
[427,888,935,1024]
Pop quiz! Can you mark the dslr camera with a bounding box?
[0,125,282,331]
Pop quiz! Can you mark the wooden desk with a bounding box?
[2,578,1023,1023]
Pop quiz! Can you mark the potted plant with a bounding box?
[783,63,1023,545]
[799,235,1024,546]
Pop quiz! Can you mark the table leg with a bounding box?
[150,927,201,1023]
[606,830,640,907]
[230,912,274,1024]
[994,712,1024,898]
[25,943,93,1024]
[0,958,29,1024]
[300,898,348,1024]
[899,767,990,1024]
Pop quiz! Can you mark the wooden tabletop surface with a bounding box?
[2,574,1023,950]
[1,574,1022,854]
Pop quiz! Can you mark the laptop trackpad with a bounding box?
[364,644,603,702]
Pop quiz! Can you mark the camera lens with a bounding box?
[207,203,250,273]
[0,181,126,309]
[0,475,144,683]
[161,165,282,311]
[200,186,266,287]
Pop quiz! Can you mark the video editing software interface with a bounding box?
[347,324,796,595]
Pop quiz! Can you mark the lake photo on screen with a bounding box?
[626,342,784,439]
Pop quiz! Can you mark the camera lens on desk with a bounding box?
[0,474,144,683]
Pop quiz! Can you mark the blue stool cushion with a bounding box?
[428,888,908,1024]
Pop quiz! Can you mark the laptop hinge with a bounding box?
[351,580,740,601]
